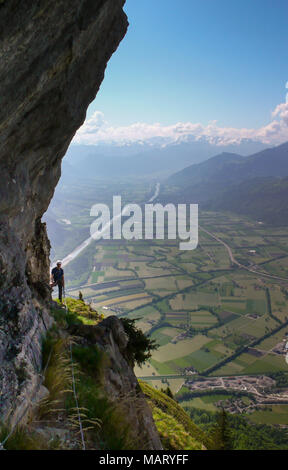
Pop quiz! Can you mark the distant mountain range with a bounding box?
[205,176,288,225]
[165,141,288,224]
[58,140,288,224]
[60,139,267,180]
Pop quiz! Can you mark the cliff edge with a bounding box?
[0,0,127,425]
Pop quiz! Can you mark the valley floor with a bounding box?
[47,181,288,434]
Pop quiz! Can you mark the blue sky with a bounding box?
[78,0,288,146]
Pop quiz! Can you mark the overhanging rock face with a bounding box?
[0,0,128,423]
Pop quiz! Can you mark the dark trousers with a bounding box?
[57,280,63,302]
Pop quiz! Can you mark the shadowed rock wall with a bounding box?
[0,0,128,423]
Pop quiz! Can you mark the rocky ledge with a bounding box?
[69,315,162,449]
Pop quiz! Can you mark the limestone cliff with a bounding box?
[0,0,128,425]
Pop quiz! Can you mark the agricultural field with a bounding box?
[181,394,234,412]
[54,181,288,389]
[247,405,288,425]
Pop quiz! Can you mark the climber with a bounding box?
[50,260,65,303]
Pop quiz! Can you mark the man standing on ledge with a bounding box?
[51,260,65,303]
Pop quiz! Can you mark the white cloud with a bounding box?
[272,102,288,125]
[73,101,288,147]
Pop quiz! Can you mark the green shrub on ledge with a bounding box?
[120,317,158,367]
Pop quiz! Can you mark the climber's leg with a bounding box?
[58,281,63,302]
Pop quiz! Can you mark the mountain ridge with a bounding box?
[168,141,288,189]
[62,140,267,179]
[164,141,288,223]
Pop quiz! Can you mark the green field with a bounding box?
[52,182,288,382]
[247,405,288,425]
[181,394,234,412]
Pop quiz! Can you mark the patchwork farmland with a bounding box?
[49,177,288,424]
[65,211,288,396]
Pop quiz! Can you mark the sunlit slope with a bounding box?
[140,381,211,450]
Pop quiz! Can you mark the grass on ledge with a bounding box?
[51,297,104,327]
